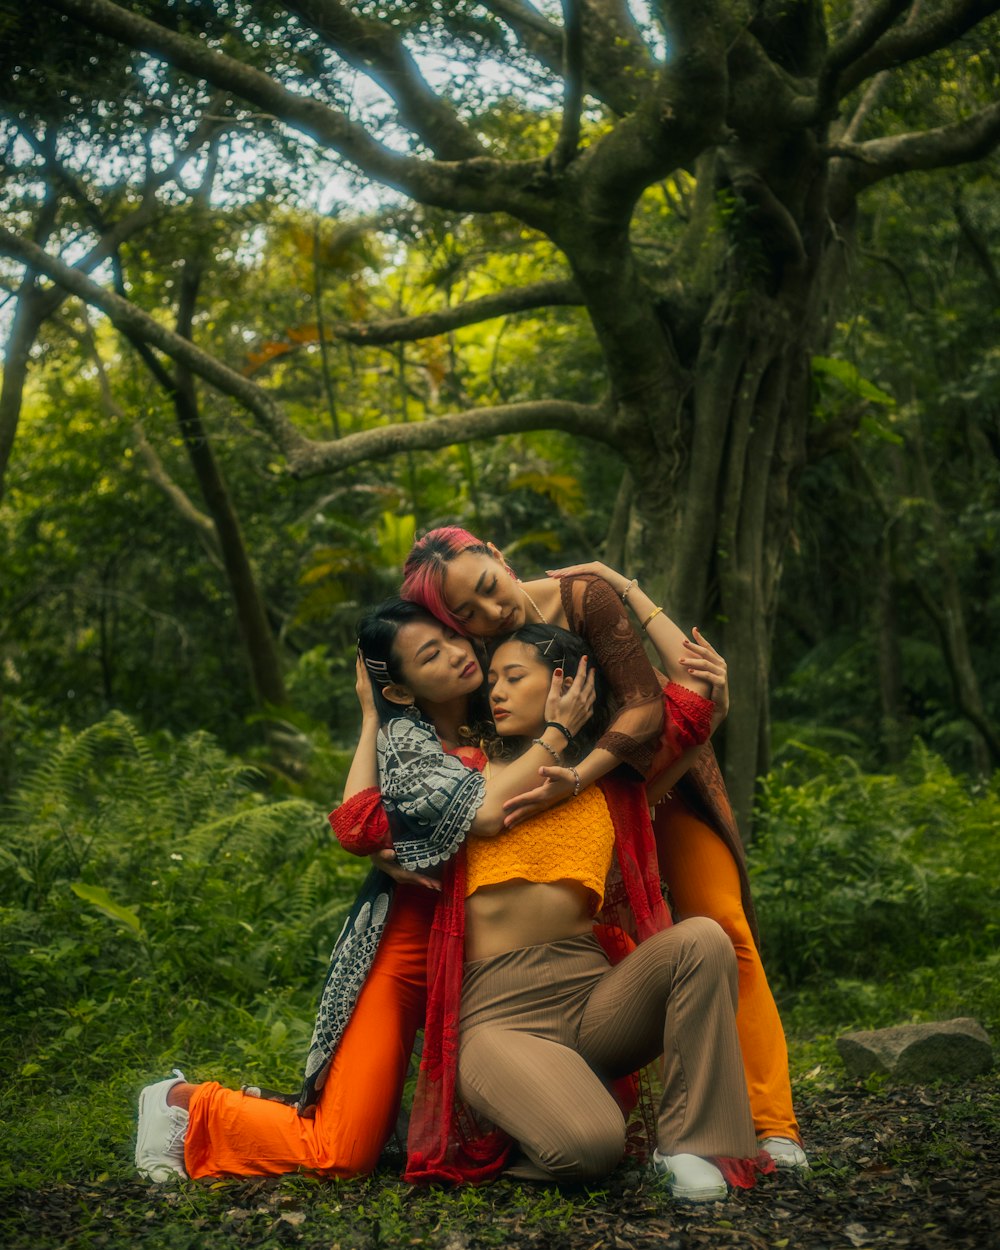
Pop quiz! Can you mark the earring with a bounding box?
[403,703,421,721]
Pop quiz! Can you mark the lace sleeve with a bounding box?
[561,574,665,778]
[378,718,487,871]
[328,787,391,855]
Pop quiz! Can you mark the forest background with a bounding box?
[1,1,998,1247]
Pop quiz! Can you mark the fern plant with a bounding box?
[0,711,366,1080]
[750,743,1000,990]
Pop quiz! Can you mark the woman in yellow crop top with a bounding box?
[438,624,763,1202]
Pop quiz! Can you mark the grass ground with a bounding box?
[2,1048,997,1250]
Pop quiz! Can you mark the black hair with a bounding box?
[357,596,491,735]
[485,623,613,760]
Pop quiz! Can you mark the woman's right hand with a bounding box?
[501,766,577,827]
[355,653,379,723]
[545,656,596,738]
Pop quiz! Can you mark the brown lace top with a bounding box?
[559,573,665,779]
[559,574,759,948]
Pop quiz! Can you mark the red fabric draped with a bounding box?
[712,1151,776,1188]
[404,847,512,1183]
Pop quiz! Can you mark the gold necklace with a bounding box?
[519,581,548,625]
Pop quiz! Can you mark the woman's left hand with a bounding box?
[501,766,576,827]
[545,656,596,738]
[370,848,442,891]
[681,627,729,728]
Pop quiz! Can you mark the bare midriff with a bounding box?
[464,879,594,962]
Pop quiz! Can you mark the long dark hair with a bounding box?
[357,596,491,735]
[485,623,613,760]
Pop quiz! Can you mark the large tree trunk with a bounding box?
[567,146,840,832]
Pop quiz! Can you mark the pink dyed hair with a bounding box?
[401,525,509,635]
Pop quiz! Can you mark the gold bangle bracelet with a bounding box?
[641,606,663,630]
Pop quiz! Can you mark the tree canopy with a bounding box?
[1,0,998,821]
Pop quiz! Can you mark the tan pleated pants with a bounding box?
[457,917,757,1181]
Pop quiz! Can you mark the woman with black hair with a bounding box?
[135,600,594,1184]
[403,623,760,1201]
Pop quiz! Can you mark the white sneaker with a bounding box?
[759,1135,809,1171]
[135,1069,189,1181]
[652,1150,728,1203]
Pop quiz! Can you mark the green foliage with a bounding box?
[0,710,366,1102]
[774,154,1000,778]
[0,199,608,750]
[750,743,1000,993]
[811,355,896,410]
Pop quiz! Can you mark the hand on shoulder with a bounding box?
[546,560,627,595]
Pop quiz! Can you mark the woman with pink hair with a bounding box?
[400,527,806,1171]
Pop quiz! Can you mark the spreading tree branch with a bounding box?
[292,398,608,476]
[821,0,912,105]
[26,94,230,321]
[725,25,819,134]
[551,0,584,170]
[834,0,1000,100]
[827,100,1000,195]
[576,0,729,215]
[0,225,310,463]
[282,0,482,160]
[324,279,583,346]
[0,227,608,478]
[39,0,546,219]
[483,0,656,117]
[485,0,562,45]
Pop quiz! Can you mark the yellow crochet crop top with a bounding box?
[464,785,615,911]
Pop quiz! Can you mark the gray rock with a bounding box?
[837,1017,993,1081]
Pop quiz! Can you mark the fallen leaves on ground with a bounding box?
[3,1074,999,1249]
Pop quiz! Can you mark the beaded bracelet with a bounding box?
[545,720,574,743]
[532,737,563,765]
[569,766,581,797]
[620,577,638,602]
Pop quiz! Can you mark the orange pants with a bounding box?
[653,796,800,1143]
[184,885,436,1178]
